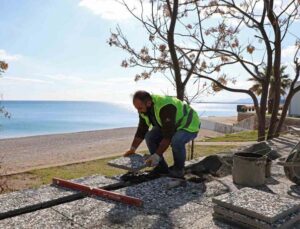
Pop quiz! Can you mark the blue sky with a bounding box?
[0,0,298,104]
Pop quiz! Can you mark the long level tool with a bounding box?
[52,177,143,207]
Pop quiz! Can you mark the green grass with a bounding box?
[2,145,237,194]
[203,130,258,142]
[28,156,125,186]
[6,144,237,192]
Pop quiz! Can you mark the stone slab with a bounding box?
[214,205,300,229]
[0,177,208,228]
[0,207,80,229]
[114,177,206,214]
[0,196,172,229]
[0,175,120,220]
[212,187,300,223]
[107,154,149,172]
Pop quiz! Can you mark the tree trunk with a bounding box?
[166,0,183,101]
[251,93,265,142]
[266,1,281,140]
[258,82,268,141]
[268,98,274,114]
[267,79,281,139]
[176,84,185,101]
[256,111,266,142]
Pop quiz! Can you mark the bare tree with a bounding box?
[185,0,300,140]
[108,0,214,101]
[109,0,299,141]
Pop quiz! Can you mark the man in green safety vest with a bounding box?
[124,90,200,178]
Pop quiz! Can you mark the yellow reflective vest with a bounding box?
[139,95,200,133]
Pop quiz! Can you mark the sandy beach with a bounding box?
[0,127,222,175]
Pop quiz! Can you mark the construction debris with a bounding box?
[186,154,233,177]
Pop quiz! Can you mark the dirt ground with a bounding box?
[0,127,222,175]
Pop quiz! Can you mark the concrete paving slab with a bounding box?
[0,198,237,229]
[212,187,300,223]
[45,177,229,228]
[107,154,149,172]
[1,199,172,229]
[0,177,206,228]
[214,205,300,229]
[0,207,80,229]
[190,213,239,229]
[114,177,206,214]
[0,175,120,219]
[51,196,172,229]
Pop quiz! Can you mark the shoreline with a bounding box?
[0,127,223,175]
[0,126,136,141]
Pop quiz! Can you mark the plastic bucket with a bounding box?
[233,152,266,187]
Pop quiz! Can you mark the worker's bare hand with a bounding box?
[123,149,136,157]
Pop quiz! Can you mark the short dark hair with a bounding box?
[133,90,152,103]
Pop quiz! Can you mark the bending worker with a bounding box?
[124,90,200,178]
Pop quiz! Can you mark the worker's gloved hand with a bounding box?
[145,153,161,167]
[123,147,136,157]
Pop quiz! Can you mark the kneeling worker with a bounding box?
[124,90,200,178]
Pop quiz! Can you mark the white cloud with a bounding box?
[78,0,151,20]
[0,49,22,62]
[282,45,298,58]
[42,73,107,85]
[1,76,51,84]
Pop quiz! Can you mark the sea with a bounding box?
[0,101,250,139]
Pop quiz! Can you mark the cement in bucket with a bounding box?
[233,152,266,187]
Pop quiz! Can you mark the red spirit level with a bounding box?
[52,178,143,207]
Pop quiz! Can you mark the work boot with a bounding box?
[168,166,185,179]
[148,164,169,178]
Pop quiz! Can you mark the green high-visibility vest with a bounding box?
[140,95,200,133]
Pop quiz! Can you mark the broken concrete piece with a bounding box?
[214,205,300,229]
[242,142,281,160]
[0,175,120,220]
[213,187,300,223]
[107,154,149,172]
[187,154,232,177]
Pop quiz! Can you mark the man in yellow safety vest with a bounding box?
[124,91,200,178]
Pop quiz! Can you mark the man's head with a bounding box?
[132,90,152,113]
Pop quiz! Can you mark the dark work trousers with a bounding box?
[145,126,198,170]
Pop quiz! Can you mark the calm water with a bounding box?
[0,101,247,139]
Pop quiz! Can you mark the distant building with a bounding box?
[289,81,300,117]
